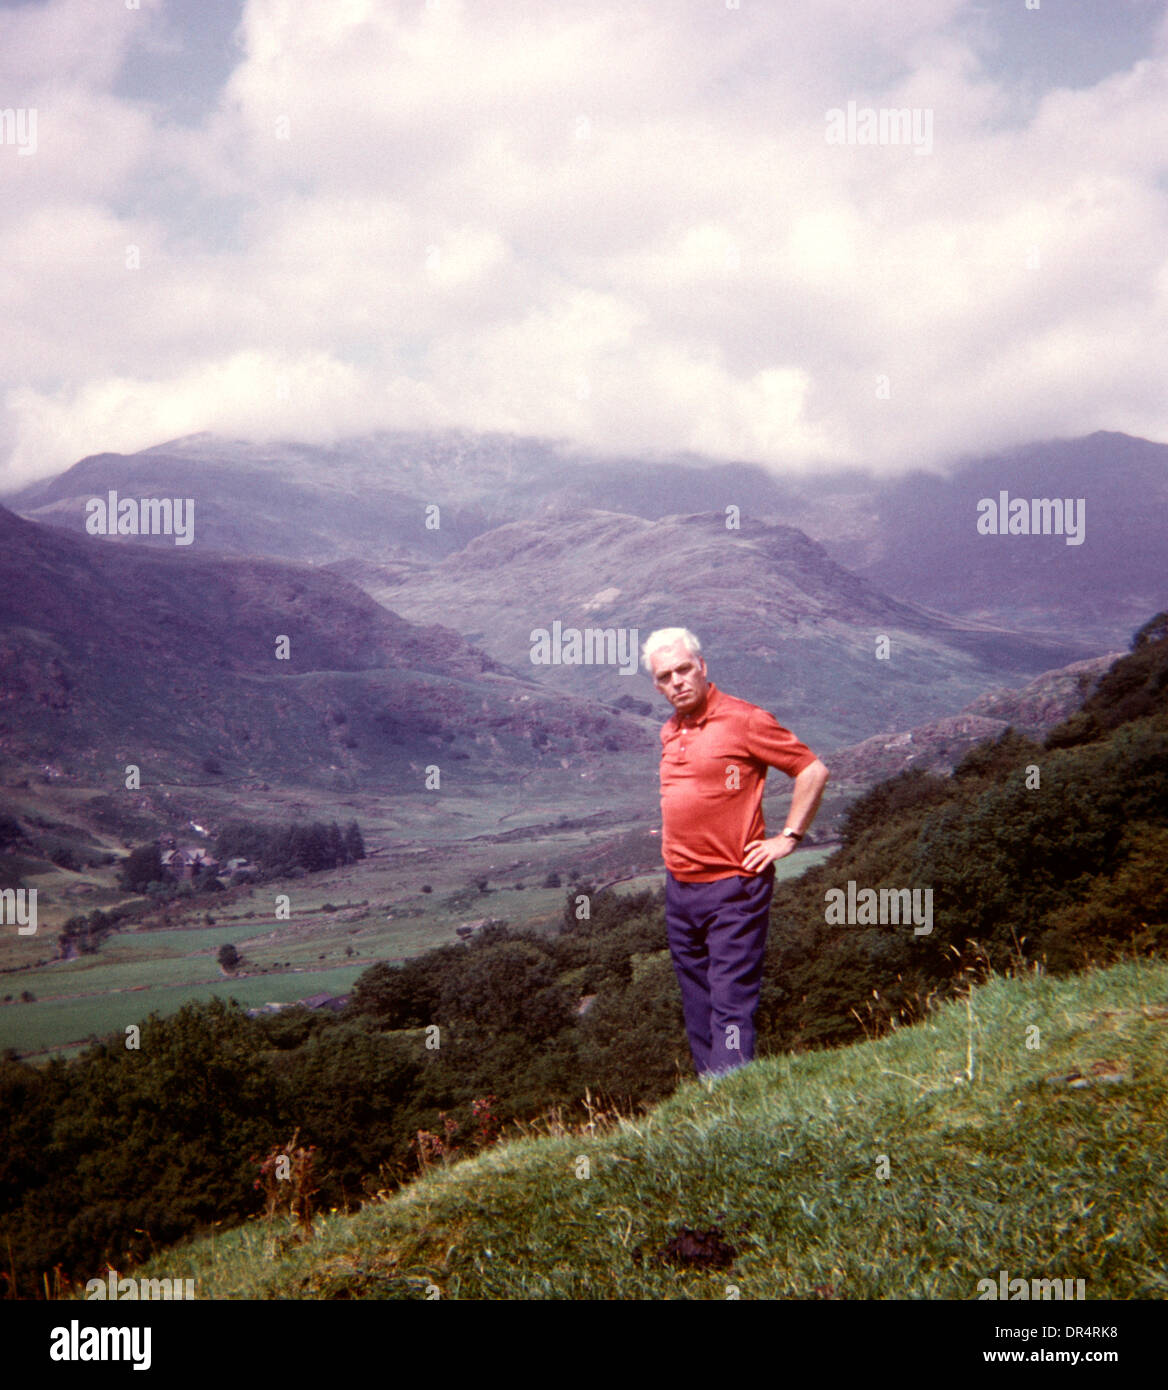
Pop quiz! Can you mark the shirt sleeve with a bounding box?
[746,707,818,776]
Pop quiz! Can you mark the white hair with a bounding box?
[641,627,703,672]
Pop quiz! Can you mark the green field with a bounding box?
[0,968,369,1056]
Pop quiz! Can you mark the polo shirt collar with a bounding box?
[674,681,720,730]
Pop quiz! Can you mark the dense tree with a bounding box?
[118,843,163,892]
[344,820,365,861]
[0,1001,279,1296]
[214,817,367,876]
[272,1023,426,1194]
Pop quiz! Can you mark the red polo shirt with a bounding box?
[659,682,817,882]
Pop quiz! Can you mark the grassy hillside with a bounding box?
[128,956,1168,1300]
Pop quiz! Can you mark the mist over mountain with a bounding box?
[833,432,1168,646]
[7,429,1164,658]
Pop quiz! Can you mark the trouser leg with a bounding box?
[665,871,713,1075]
[705,869,774,1072]
[665,869,773,1077]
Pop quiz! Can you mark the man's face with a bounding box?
[649,641,710,718]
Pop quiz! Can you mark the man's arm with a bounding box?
[741,757,830,873]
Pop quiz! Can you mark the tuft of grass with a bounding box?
[125,957,1168,1300]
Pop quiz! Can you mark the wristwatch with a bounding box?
[782,828,803,842]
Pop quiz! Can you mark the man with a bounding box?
[643,627,829,1079]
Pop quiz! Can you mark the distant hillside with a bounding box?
[368,510,1092,752]
[837,432,1168,646]
[127,956,1168,1299]
[0,506,651,789]
[825,652,1121,786]
[3,431,578,565]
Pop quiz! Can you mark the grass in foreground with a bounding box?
[128,956,1168,1300]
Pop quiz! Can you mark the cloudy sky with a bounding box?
[2,0,1167,487]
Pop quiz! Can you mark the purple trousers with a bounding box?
[665,867,775,1077]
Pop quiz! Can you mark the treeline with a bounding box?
[1,615,1165,1297]
[214,819,366,876]
[57,903,145,959]
[116,819,367,894]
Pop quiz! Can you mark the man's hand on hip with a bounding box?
[741,835,796,874]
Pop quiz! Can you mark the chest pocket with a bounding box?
[660,740,687,766]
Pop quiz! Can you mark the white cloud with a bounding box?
[5,350,445,480]
[3,0,1168,488]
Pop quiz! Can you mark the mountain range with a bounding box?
[9,428,1164,650]
[2,427,1164,792]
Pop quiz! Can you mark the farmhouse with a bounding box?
[161,848,220,882]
